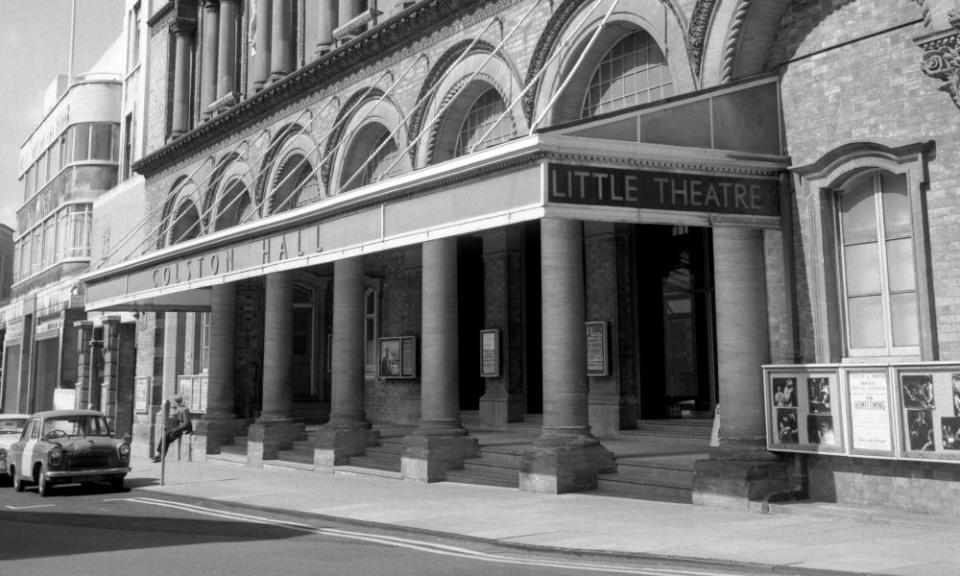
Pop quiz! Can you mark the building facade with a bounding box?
[81,0,960,512]
[0,42,126,419]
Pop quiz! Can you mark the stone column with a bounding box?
[314,0,338,58]
[216,0,239,103]
[269,0,294,83]
[100,316,121,430]
[402,238,478,483]
[251,0,272,91]
[338,0,361,27]
[74,321,94,409]
[248,271,303,465]
[194,284,244,459]
[478,228,524,429]
[315,257,376,472]
[519,218,615,494]
[692,226,789,509]
[170,19,196,138]
[198,1,219,120]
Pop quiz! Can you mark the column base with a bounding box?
[479,393,508,430]
[193,416,246,461]
[246,419,305,467]
[691,443,795,509]
[588,392,620,438]
[519,436,616,494]
[313,427,381,473]
[401,435,479,483]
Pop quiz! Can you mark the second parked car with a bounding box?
[6,409,131,496]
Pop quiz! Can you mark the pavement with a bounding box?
[126,452,960,576]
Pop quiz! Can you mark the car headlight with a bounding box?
[119,443,131,461]
[48,446,64,468]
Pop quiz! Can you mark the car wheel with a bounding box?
[38,471,51,497]
[13,468,24,492]
[110,476,124,491]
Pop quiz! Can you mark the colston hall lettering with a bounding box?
[152,249,236,287]
[548,163,780,216]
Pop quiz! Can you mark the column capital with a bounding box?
[202,0,220,8]
[170,17,197,36]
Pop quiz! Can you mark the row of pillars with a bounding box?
[195,220,776,495]
[170,0,371,138]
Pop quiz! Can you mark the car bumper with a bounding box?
[44,466,130,482]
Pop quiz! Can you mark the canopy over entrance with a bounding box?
[82,76,787,312]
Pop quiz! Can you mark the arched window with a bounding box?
[838,170,919,357]
[170,201,201,244]
[271,153,318,213]
[214,179,252,230]
[341,124,402,192]
[454,88,514,157]
[581,31,673,118]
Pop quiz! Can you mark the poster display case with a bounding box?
[480,329,500,378]
[378,336,417,379]
[763,366,844,454]
[764,362,960,463]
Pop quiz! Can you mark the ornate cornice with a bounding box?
[918,14,960,110]
[134,0,487,177]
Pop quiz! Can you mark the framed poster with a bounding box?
[585,321,609,377]
[135,376,150,413]
[763,366,844,454]
[480,329,500,378]
[379,336,417,379]
[845,368,896,458]
[896,365,960,462]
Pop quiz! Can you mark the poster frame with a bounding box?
[843,365,898,459]
[378,336,417,379]
[762,365,846,455]
[893,362,960,463]
[480,329,500,378]
[585,321,609,377]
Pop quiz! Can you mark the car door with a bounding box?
[19,418,39,479]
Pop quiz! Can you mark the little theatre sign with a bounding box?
[547,163,780,216]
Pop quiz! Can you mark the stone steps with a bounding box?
[346,437,402,473]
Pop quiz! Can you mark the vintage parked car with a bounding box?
[0,413,29,484]
[6,409,131,496]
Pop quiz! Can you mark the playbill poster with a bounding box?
[848,371,892,452]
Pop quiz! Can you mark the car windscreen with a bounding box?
[42,416,111,437]
[0,419,27,434]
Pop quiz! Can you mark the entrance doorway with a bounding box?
[292,283,318,400]
[637,225,716,419]
[458,235,484,410]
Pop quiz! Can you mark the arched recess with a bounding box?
[159,177,201,247]
[263,129,322,215]
[702,0,930,85]
[210,151,255,230]
[527,0,693,127]
[329,97,411,195]
[414,50,527,166]
[169,198,202,245]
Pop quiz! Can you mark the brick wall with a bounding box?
[778,0,960,360]
[808,455,960,515]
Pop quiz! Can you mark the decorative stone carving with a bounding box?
[919,26,960,109]
[688,0,719,80]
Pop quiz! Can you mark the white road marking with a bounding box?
[123,497,746,576]
[5,504,55,510]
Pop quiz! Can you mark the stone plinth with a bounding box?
[692,443,793,509]
[519,436,616,494]
[401,435,479,483]
[246,419,304,467]
[193,417,246,461]
[313,427,379,472]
